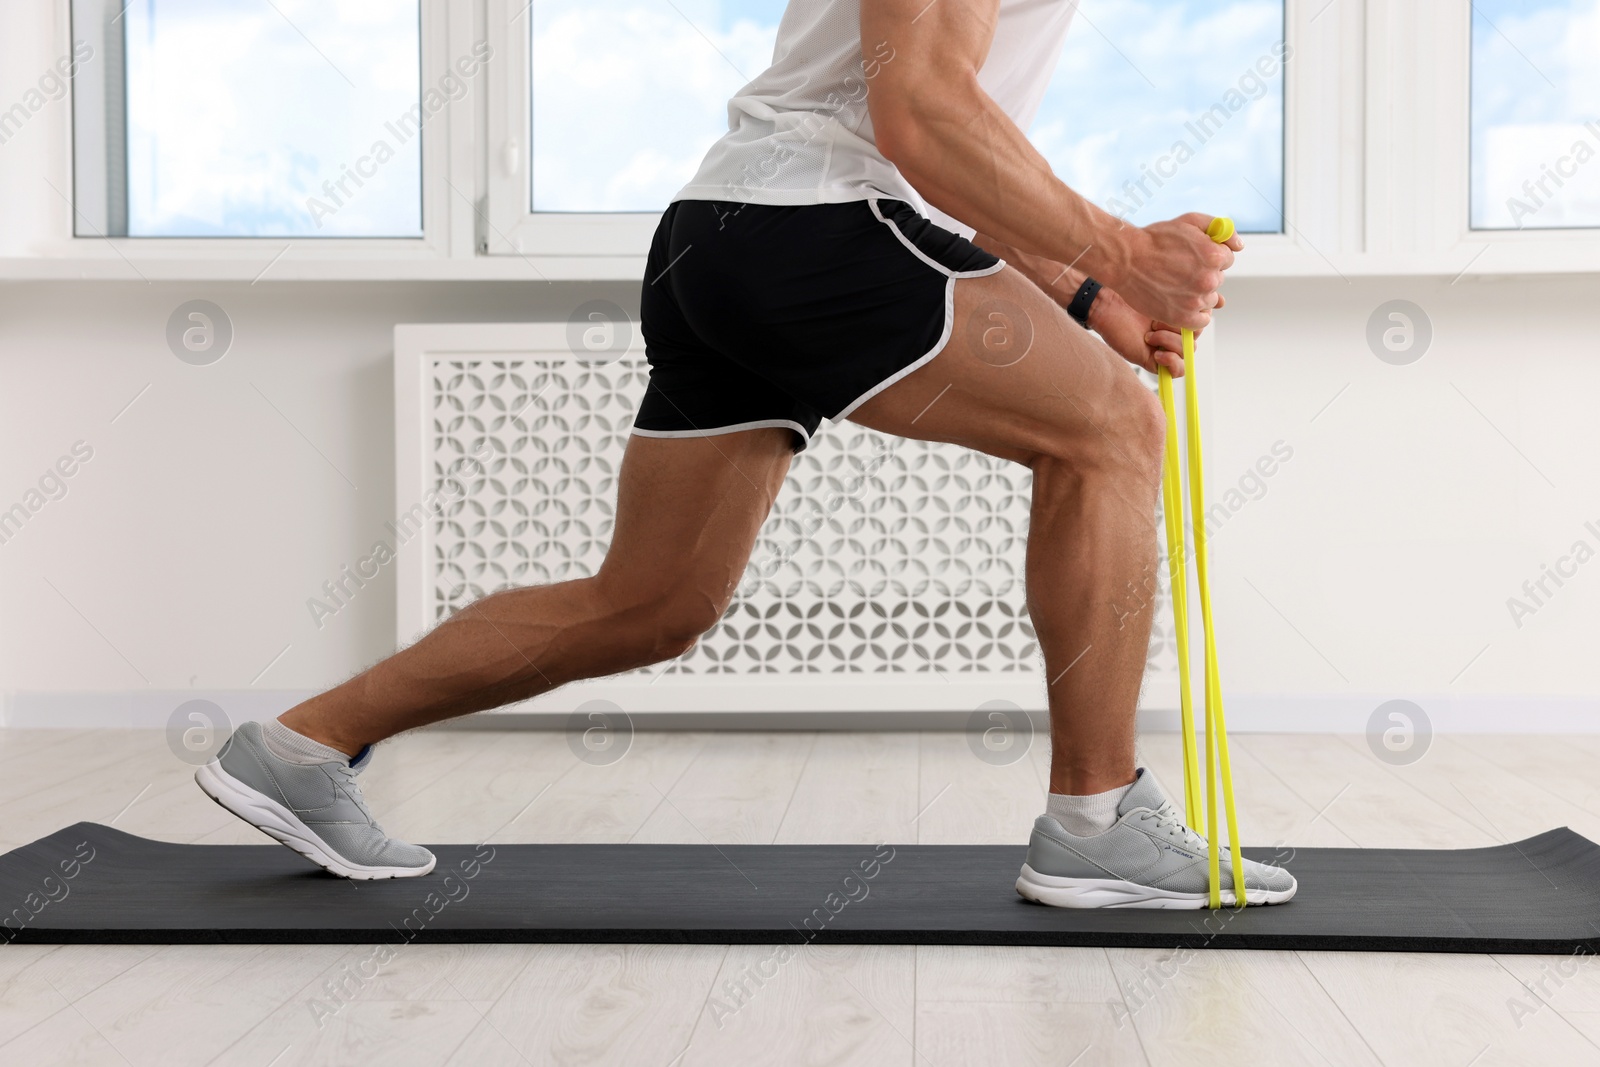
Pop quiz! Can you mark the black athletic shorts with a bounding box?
[635,197,1004,452]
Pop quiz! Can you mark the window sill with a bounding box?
[0,254,651,283]
[2,231,1598,282]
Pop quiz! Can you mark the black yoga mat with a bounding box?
[4,822,1598,952]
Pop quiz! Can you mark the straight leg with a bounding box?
[280,429,795,755]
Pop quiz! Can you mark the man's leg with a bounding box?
[854,266,1297,907]
[280,428,795,755]
[850,265,1165,797]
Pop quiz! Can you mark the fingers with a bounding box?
[1212,218,1245,253]
[1147,327,1183,351]
[1169,289,1215,330]
[1146,324,1191,377]
[1178,211,1240,267]
[1128,214,1241,328]
[1182,211,1245,252]
[1166,311,1210,332]
[1191,289,1225,325]
[1198,244,1230,295]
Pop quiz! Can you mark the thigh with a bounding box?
[596,428,793,606]
[847,264,1157,463]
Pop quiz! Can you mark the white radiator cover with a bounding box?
[396,323,1179,715]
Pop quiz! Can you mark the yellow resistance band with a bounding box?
[1158,215,1247,910]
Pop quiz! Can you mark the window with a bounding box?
[1470,0,1600,230]
[72,0,423,238]
[1033,1,1286,233]
[39,0,1600,272]
[521,0,1286,230]
[529,0,786,212]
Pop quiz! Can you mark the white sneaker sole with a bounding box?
[195,760,435,881]
[1015,863,1296,909]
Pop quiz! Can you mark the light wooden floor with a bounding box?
[2,727,1599,1066]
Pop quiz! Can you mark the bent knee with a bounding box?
[656,601,725,657]
[631,587,732,660]
[1032,380,1165,480]
[1123,384,1167,466]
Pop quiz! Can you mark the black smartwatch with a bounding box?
[1066,277,1102,328]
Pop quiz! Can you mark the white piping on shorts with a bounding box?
[831,199,1007,421]
[631,417,813,448]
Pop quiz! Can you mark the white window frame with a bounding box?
[480,0,1600,278]
[478,0,1338,276]
[1240,0,1363,276]
[3,0,1597,280]
[21,0,476,269]
[481,0,659,260]
[1394,0,1600,273]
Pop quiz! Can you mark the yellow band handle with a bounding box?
[1160,217,1247,909]
[1206,216,1235,243]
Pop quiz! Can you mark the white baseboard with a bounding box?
[1206,693,1600,733]
[4,688,1596,732]
[2,690,320,730]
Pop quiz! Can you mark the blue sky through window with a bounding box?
[531,0,1285,233]
[121,0,422,238]
[1471,0,1600,229]
[1033,1,1284,233]
[111,1,1292,237]
[531,0,788,212]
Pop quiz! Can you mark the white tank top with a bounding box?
[674,0,1080,237]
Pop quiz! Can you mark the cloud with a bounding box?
[1029,0,1286,231]
[532,2,780,211]
[118,0,1300,235]
[124,0,421,237]
[1471,0,1600,228]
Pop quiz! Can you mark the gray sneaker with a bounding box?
[1016,768,1296,909]
[195,720,435,880]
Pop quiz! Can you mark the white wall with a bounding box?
[4,0,1594,732]
[0,273,1596,729]
[1205,273,1599,730]
[0,279,630,726]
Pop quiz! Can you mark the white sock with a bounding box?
[1046,782,1135,837]
[262,718,353,765]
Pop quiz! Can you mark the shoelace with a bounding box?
[1137,802,1211,854]
[332,763,378,826]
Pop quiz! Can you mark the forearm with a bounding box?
[974,231,1195,378]
[974,233,1083,304]
[974,232,1112,333]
